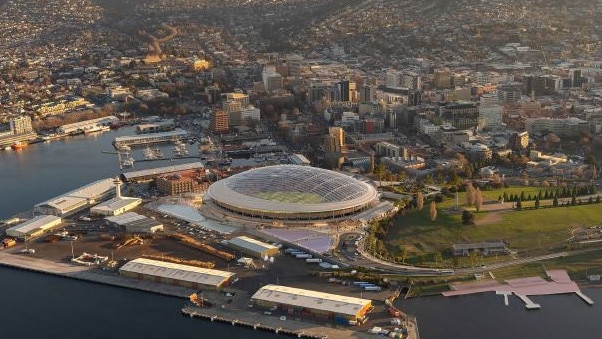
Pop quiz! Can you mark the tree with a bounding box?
[416,192,425,211]
[462,210,475,225]
[466,183,475,206]
[474,187,483,212]
[433,251,443,267]
[429,201,438,222]
[375,163,386,182]
[399,246,408,264]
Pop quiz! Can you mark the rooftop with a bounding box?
[119,258,235,288]
[251,284,371,317]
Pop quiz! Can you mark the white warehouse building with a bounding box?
[6,215,62,240]
[34,178,116,217]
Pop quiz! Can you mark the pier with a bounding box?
[515,294,541,310]
[0,251,196,298]
[181,306,376,339]
[444,269,595,309]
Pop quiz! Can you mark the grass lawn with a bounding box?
[385,202,602,262]
[479,186,548,201]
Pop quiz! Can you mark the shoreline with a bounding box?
[0,252,382,339]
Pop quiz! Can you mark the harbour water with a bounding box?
[1,129,602,338]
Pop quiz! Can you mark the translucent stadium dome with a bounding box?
[206,165,378,220]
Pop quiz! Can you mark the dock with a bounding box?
[0,251,196,298]
[576,291,595,305]
[495,291,511,306]
[444,269,595,309]
[515,294,541,309]
[0,252,387,338]
[181,306,376,339]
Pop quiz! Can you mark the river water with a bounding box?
[1,128,601,338]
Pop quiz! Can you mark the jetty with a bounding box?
[0,251,196,298]
[181,305,376,339]
[443,269,594,309]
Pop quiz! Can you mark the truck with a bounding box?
[1,238,16,249]
[363,285,382,291]
[306,258,322,263]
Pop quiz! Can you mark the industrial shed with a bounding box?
[227,236,279,258]
[90,197,141,217]
[120,162,204,183]
[119,258,235,290]
[90,178,141,216]
[251,284,372,324]
[33,178,115,217]
[105,212,164,234]
[6,215,62,240]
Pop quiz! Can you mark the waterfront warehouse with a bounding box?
[33,178,115,217]
[119,258,235,290]
[251,284,373,324]
[90,178,142,216]
[113,128,188,148]
[226,236,279,258]
[206,165,378,220]
[6,215,62,240]
[120,162,204,184]
[104,212,164,234]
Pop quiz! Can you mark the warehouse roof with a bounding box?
[119,258,235,287]
[121,162,204,181]
[228,236,278,254]
[35,178,115,211]
[251,284,371,317]
[105,212,146,225]
[91,197,141,214]
[6,215,62,235]
[113,128,188,143]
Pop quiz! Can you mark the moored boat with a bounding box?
[11,141,27,150]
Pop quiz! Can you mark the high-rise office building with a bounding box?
[439,102,479,130]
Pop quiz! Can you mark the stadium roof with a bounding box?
[119,258,235,288]
[206,165,377,215]
[251,284,371,317]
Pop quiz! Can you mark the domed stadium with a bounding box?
[206,165,378,220]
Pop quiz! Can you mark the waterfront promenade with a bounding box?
[443,269,594,309]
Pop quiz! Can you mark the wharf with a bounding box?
[0,251,195,298]
[181,306,376,339]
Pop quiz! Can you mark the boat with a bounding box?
[118,145,131,153]
[122,157,135,167]
[143,146,156,159]
[11,141,27,150]
[3,146,11,151]
[153,147,164,158]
